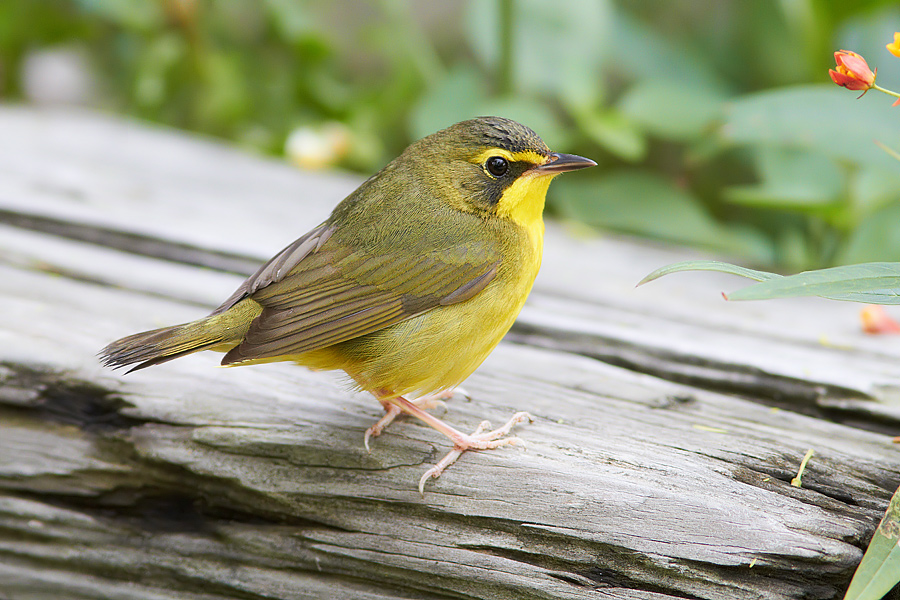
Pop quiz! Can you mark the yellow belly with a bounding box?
[299,234,542,399]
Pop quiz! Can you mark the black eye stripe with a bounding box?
[472,159,536,207]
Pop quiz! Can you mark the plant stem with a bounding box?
[873,83,900,100]
[498,0,514,95]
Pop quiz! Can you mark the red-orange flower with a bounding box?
[829,50,876,91]
[887,32,900,58]
[861,305,900,334]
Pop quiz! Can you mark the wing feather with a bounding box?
[219,224,501,365]
[228,300,406,360]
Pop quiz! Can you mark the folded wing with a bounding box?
[218,224,500,364]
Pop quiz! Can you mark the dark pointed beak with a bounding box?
[534,152,597,174]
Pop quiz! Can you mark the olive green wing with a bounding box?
[218,224,500,365]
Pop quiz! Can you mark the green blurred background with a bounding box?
[3,0,900,270]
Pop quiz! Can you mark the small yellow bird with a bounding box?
[100,117,595,492]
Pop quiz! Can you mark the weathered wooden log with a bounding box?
[0,107,897,599]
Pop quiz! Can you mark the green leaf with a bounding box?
[639,260,900,304]
[720,86,900,172]
[76,0,164,30]
[838,201,900,265]
[606,8,727,92]
[851,166,900,217]
[408,66,488,140]
[843,485,900,600]
[198,51,250,128]
[722,263,900,303]
[553,171,772,261]
[723,147,844,211]
[574,109,646,161]
[618,80,726,141]
[466,0,612,104]
[133,33,187,109]
[638,260,779,287]
[263,0,318,42]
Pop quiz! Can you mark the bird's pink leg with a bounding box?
[385,396,533,495]
[363,389,461,451]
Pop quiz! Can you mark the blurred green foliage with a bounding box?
[3,0,900,270]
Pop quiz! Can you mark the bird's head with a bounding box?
[405,117,596,228]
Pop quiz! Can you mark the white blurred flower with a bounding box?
[285,122,351,170]
[22,47,95,106]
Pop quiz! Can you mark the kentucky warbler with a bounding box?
[100,117,596,493]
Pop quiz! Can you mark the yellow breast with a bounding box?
[323,232,541,398]
[305,172,549,399]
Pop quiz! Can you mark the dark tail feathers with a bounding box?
[99,320,227,373]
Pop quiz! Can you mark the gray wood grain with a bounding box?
[1,107,898,600]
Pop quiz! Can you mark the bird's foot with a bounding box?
[417,411,534,495]
[364,389,460,452]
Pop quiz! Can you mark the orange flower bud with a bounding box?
[887,32,900,58]
[861,305,900,334]
[829,50,876,91]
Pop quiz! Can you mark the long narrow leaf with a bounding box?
[637,260,782,286]
[639,260,900,305]
[728,263,900,302]
[843,485,900,600]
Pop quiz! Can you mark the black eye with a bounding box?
[486,156,509,177]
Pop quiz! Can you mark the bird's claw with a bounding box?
[418,411,534,495]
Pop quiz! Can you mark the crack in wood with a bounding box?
[0,206,261,276]
[506,323,899,435]
[0,362,143,433]
[466,543,705,599]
